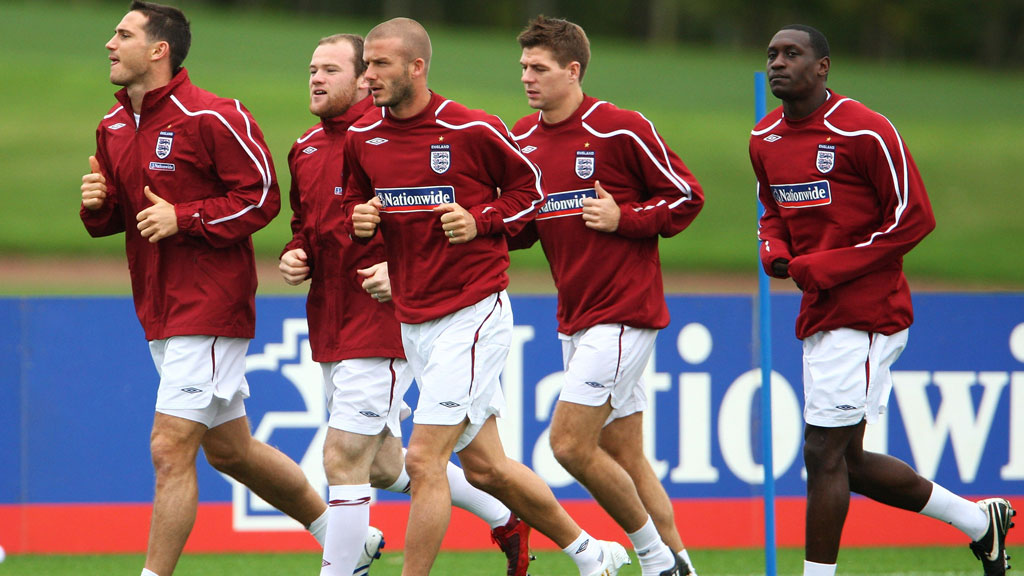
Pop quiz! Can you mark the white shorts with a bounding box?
[802,327,909,428]
[149,335,250,428]
[558,324,655,426]
[402,291,511,452]
[322,357,412,437]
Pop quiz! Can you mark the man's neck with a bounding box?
[783,86,828,121]
[126,69,173,115]
[389,87,432,120]
[540,89,584,125]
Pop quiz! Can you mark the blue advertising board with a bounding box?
[0,293,1022,551]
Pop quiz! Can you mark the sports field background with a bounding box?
[0,546,1002,576]
[1,0,1023,292]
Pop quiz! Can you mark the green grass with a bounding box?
[1,1,1022,287]
[0,547,996,575]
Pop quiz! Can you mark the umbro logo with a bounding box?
[575,538,590,554]
[764,134,782,142]
[439,401,461,408]
[835,404,857,411]
[359,410,381,418]
[521,145,537,154]
[366,137,388,145]
[180,387,203,394]
[585,381,605,388]
[302,146,317,154]
[107,122,127,130]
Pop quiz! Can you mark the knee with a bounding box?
[803,439,844,477]
[203,438,248,475]
[462,460,505,494]
[550,432,591,474]
[403,448,445,483]
[150,431,197,478]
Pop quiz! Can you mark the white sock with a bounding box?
[804,560,837,576]
[677,549,697,576]
[308,508,329,547]
[321,484,372,576]
[446,460,511,528]
[627,517,675,575]
[141,570,159,576]
[919,481,989,541]
[563,531,603,575]
[383,462,411,495]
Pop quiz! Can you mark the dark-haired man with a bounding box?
[80,3,327,575]
[510,15,703,576]
[281,32,529,576]
[751,24,1015,576]
[342,16,630,576]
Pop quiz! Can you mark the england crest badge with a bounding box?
[430,143,450,174]
[816,143,835,174]
[575,150,595,179]
[156,131,175,160]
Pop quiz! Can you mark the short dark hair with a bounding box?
[319,33,366,77]
[780,24,829,60]
[517,15,590,82]
[130,1,191,72]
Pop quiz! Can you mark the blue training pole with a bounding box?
[754,70,778,576]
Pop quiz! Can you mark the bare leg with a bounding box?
[549,400,648,532]
[144,412,206,576]
[320,426,388,576]
[401,421,466,576]
[457,417,582,548]
[803,423,859,564]
[369,434,405,489]
[201,416,325,527]
[323,426,386,484]
[600,412,684,551]
[844,421,932,511]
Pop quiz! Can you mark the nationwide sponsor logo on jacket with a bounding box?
[537,188,597,220]
[148,162,176,172]
[376,186,455,213]
[771,180,832,209]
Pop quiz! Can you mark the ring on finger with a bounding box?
[448,229,455,238]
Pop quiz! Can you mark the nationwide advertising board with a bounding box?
[0,294,1021,553]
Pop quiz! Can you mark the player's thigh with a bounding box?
[151,335,250,428]
[406,292,511,452]
[323,357,411,438]
[559,324,655,422]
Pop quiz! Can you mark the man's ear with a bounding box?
[151,40,170,63]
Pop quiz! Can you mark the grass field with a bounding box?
[1,1,1023,288]
[0,546,998,576]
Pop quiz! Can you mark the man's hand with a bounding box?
[581,180,620,232]
[358,261,392,302]
[279,248,310,285]
[352,196,383,238]
[771,258,789,278]
[435,203,478,244]
[81,156,108,211]
[136,186,178,243]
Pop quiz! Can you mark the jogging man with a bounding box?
[510,16,704,576]
[750,24,1015,576]
[281,32,531,576]
[80,3,327,575]
[342,17,630,576]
